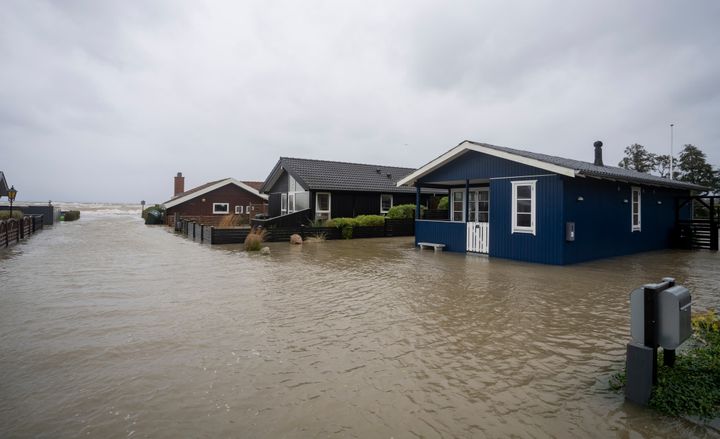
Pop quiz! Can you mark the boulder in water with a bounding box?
[290,234,303,245]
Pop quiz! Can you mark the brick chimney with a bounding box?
[174,172,185,196]
[593,141,604,166]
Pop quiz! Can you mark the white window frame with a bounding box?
[380,194,393,214]
[450,188,465,222]
[511,180,536,235]
[281,193,288,215]
[288,193,296,213]
[631,186,641,232]
[246,205,251,215]
[235,205,242,214]
[213,203,230,214]
[315,192,331,220]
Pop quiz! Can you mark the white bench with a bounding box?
[418,242,445,252]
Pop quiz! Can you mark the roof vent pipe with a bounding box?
[593,141,604,167]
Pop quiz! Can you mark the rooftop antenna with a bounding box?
[670,123,674,180]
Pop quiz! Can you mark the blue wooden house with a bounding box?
[398,140,707,265]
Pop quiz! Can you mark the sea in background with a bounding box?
[1,203,719,438]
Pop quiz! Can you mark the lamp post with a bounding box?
[8,185,17,217]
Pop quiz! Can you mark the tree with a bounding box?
[677,144,717,191]
[618,143,656,173]
[652,154,680,179]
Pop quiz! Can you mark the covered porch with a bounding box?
[411,179,492,254]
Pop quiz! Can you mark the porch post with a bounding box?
[415,186,421,219]
[465,179,469,222]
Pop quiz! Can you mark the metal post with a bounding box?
[465,179,470,223]
[711,197,718,251]
[415,186,421,219]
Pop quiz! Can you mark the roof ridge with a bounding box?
[280,156,415,171]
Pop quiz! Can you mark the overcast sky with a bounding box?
[1,1,719,203]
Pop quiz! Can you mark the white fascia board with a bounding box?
[397,141,577,187]
[164,178,268,209]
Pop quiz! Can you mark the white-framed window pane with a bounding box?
[316,212,330,221]
[511,181,536,234]
[213,203,229,214]
[317,193,330,211]
[631,187,641,231]
[380,194,393,213]
[451,189,465,222]
[517,213,531,227]
[517,199,531,213]
[517,186,531,199]
[235,205,241,214]
[281,193,288,213]
[246,205,251,214]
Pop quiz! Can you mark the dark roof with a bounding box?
[0,172,7,197]
[262,157,425,193]
[465,141,708,191]
[170,179,225,201]
[242,181,264,191]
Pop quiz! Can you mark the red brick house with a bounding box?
[163,173,268,226]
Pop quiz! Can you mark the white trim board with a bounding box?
[164,178,268,209]
[397,141,577,187]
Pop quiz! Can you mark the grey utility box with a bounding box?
[630,285,692,349]
[565,222,575,241]
[658,286,692,350]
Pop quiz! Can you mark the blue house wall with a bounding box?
[562,178,689,264]
[418,150,550,184]
[414,149,692,264]
[489,175,565,265]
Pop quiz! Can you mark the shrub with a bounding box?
[341,226,353,239]
[244,228,266,251]
[437,196,449,210]
[331,217,357,229]
[307,218,332,228]
[63,211,81,221]
[143,205,165,225]
[354,215,385,227]
[218,214,248,228]
[386,204,416,219]
[0,210,24,220]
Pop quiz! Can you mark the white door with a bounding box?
[467,188,489,253]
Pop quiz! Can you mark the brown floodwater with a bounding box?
[1,211,719,438]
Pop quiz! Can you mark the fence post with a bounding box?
[711,198,718,251]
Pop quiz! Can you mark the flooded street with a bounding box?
[1,211,719,438]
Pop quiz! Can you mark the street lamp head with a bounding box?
[7,185,17,202]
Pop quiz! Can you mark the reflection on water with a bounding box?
[1,212,719,438]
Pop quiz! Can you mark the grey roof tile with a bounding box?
[276,157,422,193]
[467,141,708,191]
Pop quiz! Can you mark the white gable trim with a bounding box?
[164,178,268,209]
[397,141,577,187]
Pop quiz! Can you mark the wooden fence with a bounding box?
[0,215,44,248]
[176,218,414,245]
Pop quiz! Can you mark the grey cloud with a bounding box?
[0,0,718,203]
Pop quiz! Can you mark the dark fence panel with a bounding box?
[423,209,449,220]
[211,228,251,244]
[251,209,311,229]
[675,220,719,251]
[178,218,414,245]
